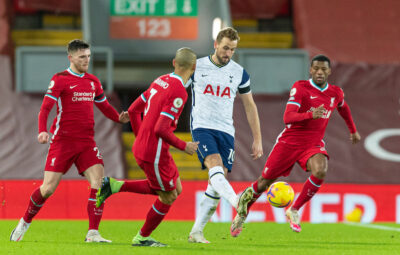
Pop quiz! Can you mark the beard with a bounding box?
[216,54,230,65]
[76,65,88,73]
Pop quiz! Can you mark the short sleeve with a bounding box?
[286,81,303,108]
[238,69,251,94]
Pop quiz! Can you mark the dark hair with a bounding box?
[311,54,331,67]
[216,27,240,43]
[67,39,90,54]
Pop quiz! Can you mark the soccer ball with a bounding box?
[266,181,294,208]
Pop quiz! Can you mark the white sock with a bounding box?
[208,166,238,208]
[190,184,220,234]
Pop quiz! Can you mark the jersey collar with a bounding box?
[169,72,184,87]
[309,78,329,92]
[67,67,85,78]
[208,55,229,68]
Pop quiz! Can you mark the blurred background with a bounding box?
[0,0,399,223]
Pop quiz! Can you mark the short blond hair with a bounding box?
[216,27,240,43]
[174,47,196,69]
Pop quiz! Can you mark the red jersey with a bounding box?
[278,79,346,146]
[132,73,188,163]
[39,68,119,141]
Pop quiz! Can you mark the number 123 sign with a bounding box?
[110,0,198,40]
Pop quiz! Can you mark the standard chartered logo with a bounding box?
[364,128,400,162]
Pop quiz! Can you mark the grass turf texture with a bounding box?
[2,220,400,255]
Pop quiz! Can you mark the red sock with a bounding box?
[120,180,157,195]
[87,188,104,230]
[292,175,324,210]
[23,187,47,223]
[140,199,171,237]
[247,181,262,213]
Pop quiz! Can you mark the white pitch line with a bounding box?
[345,222,400,232]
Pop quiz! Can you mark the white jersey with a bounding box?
[190,56,251,137]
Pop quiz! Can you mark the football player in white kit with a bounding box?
[188,27,263,243]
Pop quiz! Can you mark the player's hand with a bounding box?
[38,132,49,144]
[250,139,263,160]
[350,131,361,144]
[184,141,199,155]
[119,111,130,123]
[312,104,326,119]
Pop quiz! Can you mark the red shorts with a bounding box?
[45,138,104,175]
[262,141,329,180]
[136,156,179,192]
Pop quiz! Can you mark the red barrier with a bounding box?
[230,0,289,19]
[1,180,399,223]
[293,0,400,64]
[14,0,80,14]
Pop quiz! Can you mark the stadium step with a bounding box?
[232,19,258,32]
[122,132,206,180]
[238,32,293,48]
[12,29,82,46]
[42,14,81,29]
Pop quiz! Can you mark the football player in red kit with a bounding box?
[10,39,129,243]
[96,47,199,247]
[232,55,361,235]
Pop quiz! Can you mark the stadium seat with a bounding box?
[232,19,258,33]
[230,0,290,19]
[11,29,82,46]
[42,14,81,29]
[238,32,293,48]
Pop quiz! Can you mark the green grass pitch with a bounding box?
[2,220,400,255]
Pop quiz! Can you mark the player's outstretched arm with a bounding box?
[184,141,199,155]
[283,104,314,124]
[350,132,361,144]
[337,101,359,144]
[239,93,263,159]
[118,111,130,123]
[95,99,120,123]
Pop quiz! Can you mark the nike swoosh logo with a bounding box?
[70,85,78,89]
[310,96,317,99]
[201,74,208,77]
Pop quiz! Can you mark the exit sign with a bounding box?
[110,0,198,40]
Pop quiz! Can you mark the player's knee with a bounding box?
[169,193,178,203]
[163,196,176,205]
[160,191,178,205]
[204,154,222,168]
[313,164,328,179]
